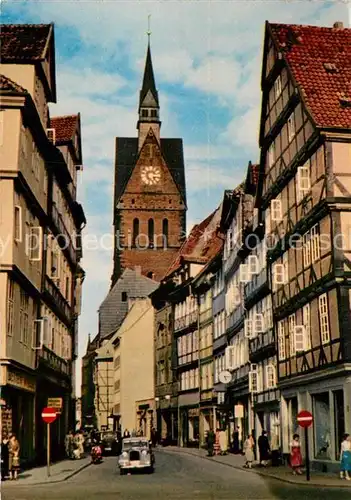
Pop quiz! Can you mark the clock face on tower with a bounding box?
[141,165,161,185]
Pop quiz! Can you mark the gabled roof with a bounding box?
[0,74,27,94]
[268,22,351,129]
[139,43,159,108]
[165,204,223,278]
[0,24,52,62]
[49,114,79,144]
[114,137,186,204]
[98,268,158,340]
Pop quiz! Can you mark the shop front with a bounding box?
[0,366,36,467]
[178,392,199,447]
[253,389,281,456]
[280,374,351,472]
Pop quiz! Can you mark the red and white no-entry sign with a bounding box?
[297,410,313,428]
[42,407,57,424]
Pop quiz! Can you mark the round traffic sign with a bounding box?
[42,407,57,424]
[297,410,313,428]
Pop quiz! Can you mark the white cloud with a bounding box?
[222,106,261,152]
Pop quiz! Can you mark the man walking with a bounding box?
[258,430,270,467]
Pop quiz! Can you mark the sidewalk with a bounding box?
[163,446,351,489]
[1,456,91,486]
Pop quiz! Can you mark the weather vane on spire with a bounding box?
[147,14,151,41]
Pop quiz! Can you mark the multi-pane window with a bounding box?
[289,314,296,356]
[303,232,311,267]
[277,321,286,360]
[310,225,320,262]
[318,294,330,344]
[297,165,311,201]
[294,325,306,352]
[180,368,198,391]
[240,264,250,283]
[29,226,43,261]
[303,303,311,350]
[7,279,15,336]
[14,205,22,242]
[248,255,259,275]
[272,263,286,287]
[249,364,258,393]
[268,142,275,167]
[271,199,282,221]
[287,113,296,142]
[266,364,276,389]
[274,75,282,99]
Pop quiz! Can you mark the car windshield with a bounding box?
[123,440,148,449]
[100,432,115,439]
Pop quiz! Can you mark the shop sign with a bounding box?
[234,404,244,419]
[7,369,35,393]
[48,398,63,414]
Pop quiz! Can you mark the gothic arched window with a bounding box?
[148,218,154,246]
[162,218,169,247]
[133,218,139,246]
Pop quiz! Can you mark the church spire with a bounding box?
[137,16,161,148]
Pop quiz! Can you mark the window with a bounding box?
[65,277,70,300]
[273,263,286,286]
[287,113,296,141]
[233,286,241,306]
[121,291,128,302]
[162,218,168,246]
[7,279,14,336]
[294,325,306,352]
[289,314,296,356]
[297,166,311,196]
[14,205,22,242]
[132,218,139,246]
[310,225,320,262]
[278,321,286,360]
[313,392,331,459]
[271,199,282,221]
[29,226,43,261]
[248,255,259,275]
[148,218,154,246]
[303,232,311,267]
[142,109,148,117]
[268,142,275,167]
[151,109,158,118]
[244,319,253,339]
[303,304,311,350]
[20,289,29,345]
[265,207,271,235]
[318,294,330,344]
[225,346,235,371]
[249,364,258,393]
[266,365,276,389]
[274,75,282,99]
[240,264,250,283]
[255,314,265,333]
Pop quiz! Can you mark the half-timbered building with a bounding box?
[257,21,351,470]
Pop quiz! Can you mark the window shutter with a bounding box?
[266,365,276,389]
[249,370,258,393]
[248,255,259,275]
[254,314,265,333]
[294,325,305,352]
[297,166,311,192]
[273,264,285,285]
[271,199,282,221]
[244,319,254,338]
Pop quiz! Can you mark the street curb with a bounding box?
[161,448,351,489]
[3,461,92,487]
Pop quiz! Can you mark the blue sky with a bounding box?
[3,0,349,395]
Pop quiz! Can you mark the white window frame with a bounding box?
[303,231,311,267]
[248,255,259,275]
[318,293,330,344]
[233,286,241,306]
[303,303,311,350]
[225,346,235,371]
[254,313,265,334]
[268,142,275,168]
[244,319,254,339]
[265,207,271,235]
[294,325,306,352]
[273,263,286,286]
[310,224,320,262]
[249,364,258,393]
[287,112,296,142]
[266,364,276,389]
[240,264,250,283]
[297,165,311,195]
[47,128,56,145]
[14,205,23,242]
[278,321,286,360]
[289,314,296,356]
[274,75,282,99]
[29,226,43,261]
[271,199,282,222]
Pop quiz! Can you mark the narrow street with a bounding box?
[2,450,350,500]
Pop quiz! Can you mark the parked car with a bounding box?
[118,437,155,475]
[99,431,119,455]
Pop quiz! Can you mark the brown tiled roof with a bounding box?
[165,205,223,277]
[269,22,351,129]
[0,74,27,94]
[50,115,78,144]
[0,24,52,61]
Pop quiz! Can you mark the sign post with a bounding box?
[297,410,313,481]
[42,407,57,477]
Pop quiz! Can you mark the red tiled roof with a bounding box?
[50,115,78,144]
[269,22,351,129]
[165,205,223,278]
[0,74,27,94]
[0,24,52,62]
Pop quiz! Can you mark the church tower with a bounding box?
[111,38,187,286]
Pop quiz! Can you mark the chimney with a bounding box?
[134,265,142,275]
[333,21,344,29]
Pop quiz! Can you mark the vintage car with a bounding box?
[100,431,120,455]
[118,437,155,474]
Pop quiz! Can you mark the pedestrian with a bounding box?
[123,429,130,438]
[243,434,255,468]
[258,430,270,467]
[214,428,220,456]
[65,430,73,459]
[151,428,157,447]
[1,432,9,480]
[290,434,303,475]
[8,434,20,480]
[207,429,215,457]
[232,427,240,454]
[77,430,85,458]
[339,433,351,480]
[219,429,228,455]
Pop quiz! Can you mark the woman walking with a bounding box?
[244,434,255,468]
[340,433,351,480]
[8,434,20,480]
[290,434,303,475]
